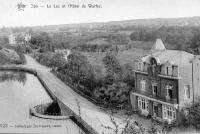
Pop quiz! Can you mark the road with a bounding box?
[24,55,124,134]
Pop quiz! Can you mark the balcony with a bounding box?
[133,90,178,105]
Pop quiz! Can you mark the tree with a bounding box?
[58,52,95,92]
[0,36,9,45]
[121,63,135,87]
[190,31,200,54]
[50,53,66,69]
[92,65,105,87]
[103,52,122,83]
[0,51,9,64]
[30,32,53,51]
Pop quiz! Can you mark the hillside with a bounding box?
[30,16,200,32]
[1,16,200,34]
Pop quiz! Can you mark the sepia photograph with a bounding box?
[1,0,200,133]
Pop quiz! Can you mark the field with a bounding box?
[82,48,149,69]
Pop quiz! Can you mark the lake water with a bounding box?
[0,71,84,134]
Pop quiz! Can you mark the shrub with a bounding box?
[0,51,9,64]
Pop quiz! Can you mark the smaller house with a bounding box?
[9,33,31,45]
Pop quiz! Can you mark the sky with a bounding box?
[1,0,200,27]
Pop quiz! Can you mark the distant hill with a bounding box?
[105,16,200,26]
[1,16,200,34]
[29,16,200,32]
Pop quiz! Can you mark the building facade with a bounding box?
[130,39,200,124]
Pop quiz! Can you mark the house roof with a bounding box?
[141,39,194,65]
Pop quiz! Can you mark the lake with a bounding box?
[0,71,84,134]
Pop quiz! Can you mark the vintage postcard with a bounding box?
[0,0,200,133]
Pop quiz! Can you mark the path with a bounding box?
[24,55,50,71]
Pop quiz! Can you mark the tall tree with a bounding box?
[60,52,94,92]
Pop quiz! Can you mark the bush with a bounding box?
[32,52,66,68]
[93,82,129,106]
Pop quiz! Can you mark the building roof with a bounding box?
[141,39,194,65]
[151,38,166,52]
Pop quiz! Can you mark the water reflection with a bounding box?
[0,71,83,134]
[0,71,27,85]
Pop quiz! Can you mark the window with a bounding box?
[154,106,158,116]
[166,84,173,99]
[152,65,156,75]
[138,97,149,111]
[184,85,190,99]
[140,80,146,91]
[152,82,158,95]
[153,103,159,117]
[162,105,176,120]
[165,66,172,75]
[166,66,169,75]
